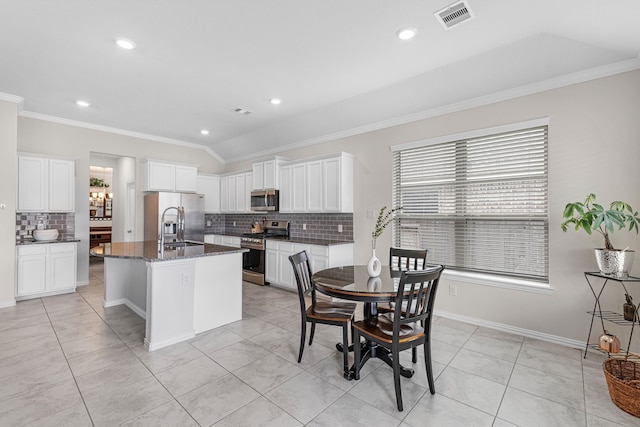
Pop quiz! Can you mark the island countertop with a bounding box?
[90,241,247,262]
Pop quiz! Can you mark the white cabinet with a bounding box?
[18,155,75,212]
[278,153,353,213]
[205,234,240,248]
[221,172,252,213]
[143,161,197,192]
[252,159,282,190]
[265,240,354,289]
[16,243,77,299]
[197,174,221,213]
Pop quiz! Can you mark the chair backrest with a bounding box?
[289,250,316,311]
[393,266,444,337]
[389,247,428,272]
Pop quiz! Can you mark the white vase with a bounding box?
[367,248,382,277]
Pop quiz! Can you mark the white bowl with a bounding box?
[33,229,59,241]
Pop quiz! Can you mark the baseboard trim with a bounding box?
[144,332,196,352]
[435,309,585,350]
[0,299,17,308]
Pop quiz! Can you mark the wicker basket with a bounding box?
[603,359,640,418]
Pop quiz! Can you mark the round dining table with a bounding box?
[311,265,415,380]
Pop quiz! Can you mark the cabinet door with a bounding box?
[175,165,198,192]
[244,173,253,212]
[263,160,278,189]
[49,244,76,291]
[323,157,341,212]
[306,160,323,212]
[292,163,307,212]
[252,163,264,190]
[226,175,237,212]
[310,245,329,274]
[220,176,229,213]
[48,159,75,212]
[235,174,246,212]
[204,235,215,244]
[17,156,47,212]
[17,254,47,295]
[277,249,295,290]
[213,235,224,245]
[197,175,221,213]
[147,162,175,191]
[279,165,292,212]
[265,248,279,285]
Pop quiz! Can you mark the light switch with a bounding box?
[338,224,343,233]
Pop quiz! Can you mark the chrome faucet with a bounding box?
[160,206,185,251]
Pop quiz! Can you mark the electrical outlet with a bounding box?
[338,224,343,233]
[233,221,236,227]
[449,284,457,296]
[303,224,307,230]
[182,273,189,285]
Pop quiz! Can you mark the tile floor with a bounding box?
[0,259,638,426]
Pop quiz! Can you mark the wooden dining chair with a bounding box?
[353,265,444,411]
[289,251,357,376]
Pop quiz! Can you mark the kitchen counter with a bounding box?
[204,232,353,246]
[90,241,247,262]
[17,237,81,245]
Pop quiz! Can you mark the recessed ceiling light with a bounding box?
[396,27,417,41]
[76,100,90,107]
[200,129,210,135]
[115,38,136,50]
[269,98,282,105]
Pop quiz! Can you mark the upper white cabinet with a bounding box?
[197,174,221,213]
[143,160,198,192]
[279,153,353,213]
[18,155,75,212]
[221,171,252,213]
[252,159,282,190]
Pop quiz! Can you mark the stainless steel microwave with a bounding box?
[251,189,279,211]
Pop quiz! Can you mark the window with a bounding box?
[391,121,548,282]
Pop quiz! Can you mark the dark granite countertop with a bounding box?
[17,238,81,246]
[90,241,247,262]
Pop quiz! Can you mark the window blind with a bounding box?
[392,126,548,281]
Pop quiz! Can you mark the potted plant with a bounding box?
[561,193,640,276]
[368,206,401,277]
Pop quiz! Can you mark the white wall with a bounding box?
[0,100,18,307]
[227,70,640,344]
[16,117,225,286]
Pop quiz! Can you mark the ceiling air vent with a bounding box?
[434,1,474,30]
[234,107,252,115]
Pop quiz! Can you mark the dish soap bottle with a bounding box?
[623,294,636,322]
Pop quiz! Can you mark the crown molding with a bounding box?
[18,111,226,164]
[0,92,25,110]
[225,56,640,164]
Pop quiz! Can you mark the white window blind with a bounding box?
[392,125,548,281]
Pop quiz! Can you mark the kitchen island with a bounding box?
[91,241,247,351]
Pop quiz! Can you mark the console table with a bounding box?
[584,272,640,359]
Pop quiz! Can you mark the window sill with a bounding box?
[442,269,554,295]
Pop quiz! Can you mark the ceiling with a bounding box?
[1,1,639,163]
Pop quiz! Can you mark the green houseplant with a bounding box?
[368,206,401,277]
[561,193,640,276]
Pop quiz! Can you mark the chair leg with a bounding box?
[341,323,349,376]
[392,347,403,411]
[423,339,435,394]
[309,322,316,345]
[353,329,361,380]
[412,346,417,363]
[298,320,306,363]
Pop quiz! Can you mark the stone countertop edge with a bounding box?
[90,241,248,262]
[17,238,81,245]
[204,233,354,246]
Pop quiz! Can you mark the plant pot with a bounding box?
[594,249,635,277]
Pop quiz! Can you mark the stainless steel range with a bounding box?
[241,221,289,286]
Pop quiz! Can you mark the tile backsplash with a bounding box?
[16,212,75,240]
[205,212,353,241]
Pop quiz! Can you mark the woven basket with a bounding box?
[603,359,640,418]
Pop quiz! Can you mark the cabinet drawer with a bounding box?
[17,245,47,256]
[50,243,76,254]
[310,245,329,257]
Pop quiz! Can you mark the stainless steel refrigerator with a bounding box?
[144,192,205,242]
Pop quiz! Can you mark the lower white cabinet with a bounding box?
[265,240,354,290]
[204,234,241,248]
[16,243,77,299]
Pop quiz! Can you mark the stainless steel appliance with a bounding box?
[144,192,205,243]
[241,220,289,285]
[250,189,279,212]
